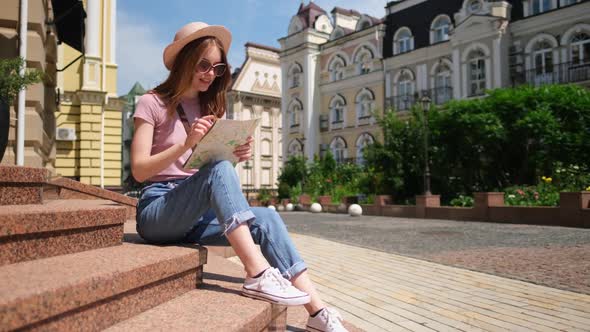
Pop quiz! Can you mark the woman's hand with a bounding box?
[184,115,216,149]
[234,136,254,162]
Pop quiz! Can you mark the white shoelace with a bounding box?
[265,268,292,290]
[322,308,343,329]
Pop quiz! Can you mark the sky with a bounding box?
[116,0,389,96]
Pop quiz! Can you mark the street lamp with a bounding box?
[420,95,432,196]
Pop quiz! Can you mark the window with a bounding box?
[561,0,578,6]
[356,89,375,120]
[468,0,482,13]
[571,32,590,65]
[288,64,302,88]
[534,41,554,74]
[432,16,451,43]
[261,139,272,156]
[355,133,374,165]
[287,139,303,157]
[288,100,302,131]
[397,71,414,110]
[394,28,414,55]
[469,50,486,96]
[354,47,374,75]
[329,56,346,81]
[435,64,452,104]
[330,137,347,163]
[360,21,371,30]
[531,0,552,14]
[262,110,271,127]
[329,96,346,127]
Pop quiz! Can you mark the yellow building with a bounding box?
[55,0,123,188]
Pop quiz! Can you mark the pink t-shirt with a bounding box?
[133,93,201,182]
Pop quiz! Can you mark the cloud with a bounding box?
[116,10,168,95]
[313,0,388,18]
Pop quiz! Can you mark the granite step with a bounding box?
[0,165,49,205]
[45,177,138,219]
[0,199,127,265]
[104,253,287,332]
[0,242,207,331]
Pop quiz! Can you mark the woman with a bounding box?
[131,22,348,332]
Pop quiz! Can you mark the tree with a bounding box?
[0,57,43,161]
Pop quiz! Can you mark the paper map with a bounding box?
[183,118,260,169]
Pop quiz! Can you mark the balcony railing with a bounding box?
[521,61,590,87]
[386,87,454,111]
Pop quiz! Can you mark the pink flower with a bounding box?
[517,189,525,196]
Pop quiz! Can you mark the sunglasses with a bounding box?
[196,59,227,77]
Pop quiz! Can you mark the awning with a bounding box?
[51,0,86,53]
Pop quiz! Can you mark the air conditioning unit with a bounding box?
[56,127,77,141]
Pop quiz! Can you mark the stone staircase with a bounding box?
[0,165,287,331]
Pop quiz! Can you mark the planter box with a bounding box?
[318,196,331,206]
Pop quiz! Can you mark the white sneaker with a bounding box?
[307,307,349,332]
[242,267,311,306]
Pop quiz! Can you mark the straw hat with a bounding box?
[163,22,232,70]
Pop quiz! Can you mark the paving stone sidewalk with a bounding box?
[281,212,590,295]
[284,233,590,332]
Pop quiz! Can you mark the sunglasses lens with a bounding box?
[214,64,227,77]
[197,60,211,73]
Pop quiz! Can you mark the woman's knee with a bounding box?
[251,207,288,234]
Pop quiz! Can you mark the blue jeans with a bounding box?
[136,160,307,280]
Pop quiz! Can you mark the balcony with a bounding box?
[386,87,454,111]
[519,61,590,87]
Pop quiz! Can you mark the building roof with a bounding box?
[245,42,281,53]
[126,82,146,96]
[331,6,361,17]
[295,1,328,29]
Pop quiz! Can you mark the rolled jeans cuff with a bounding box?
[283,261,307,280]
[223,209,256,235]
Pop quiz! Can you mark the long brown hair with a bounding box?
[152,37,231,118]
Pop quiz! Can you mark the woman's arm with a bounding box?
[130,115,217,182]
[130,118,188,183]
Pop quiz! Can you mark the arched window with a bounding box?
[434,63,452,104]
[355,89,375,120]
[329,56,346,81]
[288,99,302,132]
[287,139,303,157]
[533,40,554,79]
[394,28,414,55]
[397,70,415,110]
[354,47,374,75]
[288,63,303,88]
[571,32,590,65]
[355,133,374,165]
[329,95,346,128]
[330,137,347,163]
[262,109,271,127]
[431,16,451,44]
[468,50,487,96]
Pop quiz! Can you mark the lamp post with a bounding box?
[245,160,251,200]
[420,96,432,196]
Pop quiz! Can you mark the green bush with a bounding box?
[449,195,474,207]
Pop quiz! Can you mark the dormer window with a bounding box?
[431,15,451,44]
[394,28,414,55]
[468,0,482,13]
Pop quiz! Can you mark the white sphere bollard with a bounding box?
[310,203,322,213]
[267,205,276,211]
[348,204,362,217]
[285,203,294,211]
